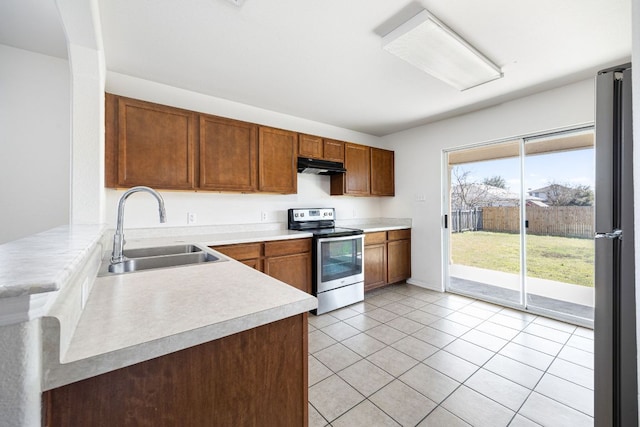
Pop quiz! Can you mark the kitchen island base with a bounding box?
[43,314,308,427]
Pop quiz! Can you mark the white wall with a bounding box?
[56,0,107,226]
[382,79,595,290]
[104,73,385,229]
[0,44,70,244]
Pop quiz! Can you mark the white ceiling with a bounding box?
[0,0,631,136]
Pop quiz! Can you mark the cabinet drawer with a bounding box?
[365,232,386,245]
[388,229,411,241]
[264,239,311,257]
[212,243,262,260]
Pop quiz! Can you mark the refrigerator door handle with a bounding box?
[595,229,623,240]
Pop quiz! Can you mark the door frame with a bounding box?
[442,124,595,328]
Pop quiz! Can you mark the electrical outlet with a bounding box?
[261,211,268,222]
[187,212,197,224]
[352,208,357,218]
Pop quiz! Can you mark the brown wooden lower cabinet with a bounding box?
[212,238,312,294]
[388,238,411,284]
[264,252,311,293]
[364,229,411,291]
[43,314,308,427]
[212,242,262,271]
[364,231,387,291]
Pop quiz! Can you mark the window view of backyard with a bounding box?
[452,232,594,287]
[447,133,595,322]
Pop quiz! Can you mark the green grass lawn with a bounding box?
[451,231,594,287]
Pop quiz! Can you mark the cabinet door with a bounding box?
[200,115,257,192]
[330,143,370,195]
[238,258,262,270]
[370,148,395,196]
[364,243,387,291]
[323,139,345,162]
[111,96,197,189]
[298,134,323,159]
[387,239,411,284]
[265,253,312,293]
[258,127,298,193]
[210,243,262,271]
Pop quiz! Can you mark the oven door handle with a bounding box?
[316,234,364,244]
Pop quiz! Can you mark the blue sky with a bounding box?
[455,148,595,194]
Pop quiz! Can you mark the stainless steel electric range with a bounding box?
[288,208,364,315]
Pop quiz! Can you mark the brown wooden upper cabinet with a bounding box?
[298,134,323,159]
[322,139,345,162]
[331,145,395,196]
[298,134,345,163]
[331,143,370,196]
[258,127,298,194]
[105,94,197,190]
[105,93,394,197]
[370,147,395,196]
[199,115,258,192]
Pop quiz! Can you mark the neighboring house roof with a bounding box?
[527,184,571,195]
[452,184,550,208]
[526,200,550,207]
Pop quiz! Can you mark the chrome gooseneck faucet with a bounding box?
[111,186,167,264]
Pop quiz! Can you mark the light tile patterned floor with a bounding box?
[308,283,594,427]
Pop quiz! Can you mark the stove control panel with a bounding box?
[289,208,334,223]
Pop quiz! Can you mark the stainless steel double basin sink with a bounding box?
[98,243,227,276]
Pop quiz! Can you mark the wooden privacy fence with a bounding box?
[482,206,594,238]
[451,209,483,232]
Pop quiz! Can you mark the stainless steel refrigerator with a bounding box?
[594,63,637,426]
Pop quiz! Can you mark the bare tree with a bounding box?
[451,167,490,209]
[483,175,507,189]
[544,183,573,206]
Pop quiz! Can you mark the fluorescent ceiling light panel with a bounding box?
[382,10,503,90]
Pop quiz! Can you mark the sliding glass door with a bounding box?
[447,139,523,306]
[524,131,595,321]
[444,128,595,325]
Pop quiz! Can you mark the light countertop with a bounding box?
[1,220,411,300]
[349,223,411,233]
[3,219,408,389]
[42,256,316,390]
[0,224,105,298]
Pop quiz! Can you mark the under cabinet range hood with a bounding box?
[297,157,346,175]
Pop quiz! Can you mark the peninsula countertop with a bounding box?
[43,250,317,390]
